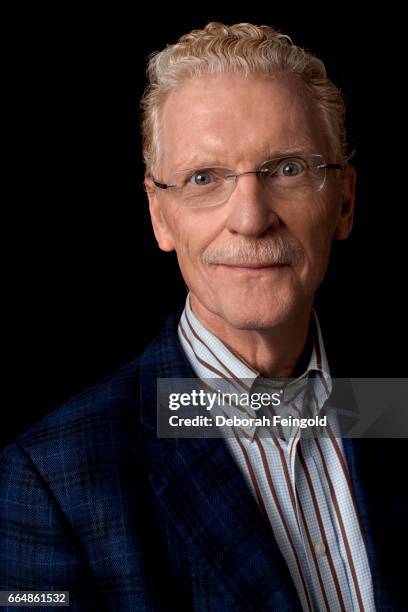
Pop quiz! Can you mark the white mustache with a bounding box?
[202,234,304,266]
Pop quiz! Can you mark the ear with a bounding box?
[144,174,175,252]
[333,164,356,240]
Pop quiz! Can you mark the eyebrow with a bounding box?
[264,145,313,159]
[175,146,313,171]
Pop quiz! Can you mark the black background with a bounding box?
[5,6,407,449]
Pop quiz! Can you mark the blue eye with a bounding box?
[262,158,306,180]
[191,171,213,185]
[279,159,304,177]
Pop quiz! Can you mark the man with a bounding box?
[0,22,406,611]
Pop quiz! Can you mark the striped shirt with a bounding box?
[178,293,375,612]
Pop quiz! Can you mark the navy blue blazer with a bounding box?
[0,310,407,611]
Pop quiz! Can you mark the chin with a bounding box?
[217,294,296,331]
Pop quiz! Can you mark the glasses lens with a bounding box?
[261,155,325,198]
[173,167,234,208]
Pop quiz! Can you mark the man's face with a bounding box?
[146,73,355,330]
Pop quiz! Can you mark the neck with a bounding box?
[189,294,313,378]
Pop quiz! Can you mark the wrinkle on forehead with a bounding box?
[158,73,327,176]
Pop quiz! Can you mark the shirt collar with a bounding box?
[178,292,332,439]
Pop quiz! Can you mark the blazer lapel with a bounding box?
[149,435,302,611]
[139,311,303,610]
[343,438,397,609]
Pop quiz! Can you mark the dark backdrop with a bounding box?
[5,6,406,449]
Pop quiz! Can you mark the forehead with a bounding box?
[159,73,327,172]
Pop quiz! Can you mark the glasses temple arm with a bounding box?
[320,163,345,171]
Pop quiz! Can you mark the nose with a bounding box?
[225,173,280,237]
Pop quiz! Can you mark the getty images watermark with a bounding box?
[156,378,408,439]
[167,389,327,430]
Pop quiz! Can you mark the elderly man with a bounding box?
[0,22,406,611]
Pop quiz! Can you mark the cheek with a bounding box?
[286,199,339,269]
[168,210,220,273]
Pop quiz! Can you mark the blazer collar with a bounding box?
[139,307,193,431]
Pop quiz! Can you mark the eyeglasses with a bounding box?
[152,154,344,208]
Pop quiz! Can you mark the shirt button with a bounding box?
[314,541,326,556]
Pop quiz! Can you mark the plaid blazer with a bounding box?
[0,310,407,611]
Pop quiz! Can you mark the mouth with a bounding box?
[218,263,288,269]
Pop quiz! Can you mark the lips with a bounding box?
[219,263,288,269]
